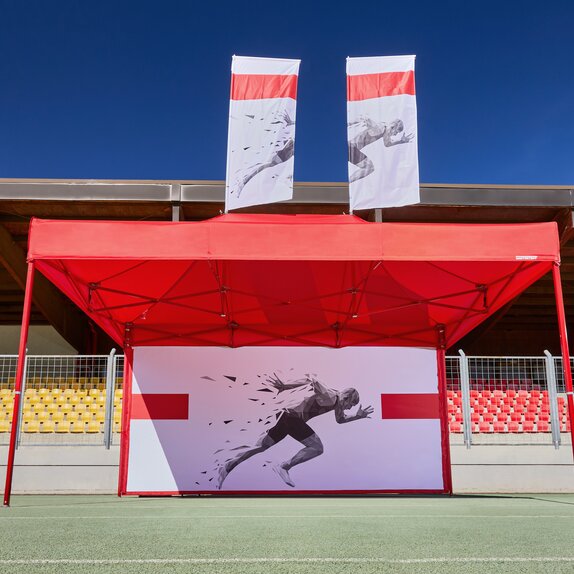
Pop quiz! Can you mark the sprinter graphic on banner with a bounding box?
[225,56,300,211]
[347,55,420,211]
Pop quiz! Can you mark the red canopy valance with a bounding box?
[27,214,559,349]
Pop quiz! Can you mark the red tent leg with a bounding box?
[552,263,574,460]
[3,262,35,507]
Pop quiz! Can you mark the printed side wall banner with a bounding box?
[126,346,446,494]
[225,56,300,211]
[347,55,420,210]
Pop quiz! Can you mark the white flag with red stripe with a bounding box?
[225,56,300,211]
[347,55,419,211]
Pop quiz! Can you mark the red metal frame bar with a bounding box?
[3,261,35,507]
[117,345,134,496]
[552,263,574,459]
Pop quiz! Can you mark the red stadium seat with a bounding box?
[537,412,550,423]
[486,404,498,415]
[517,390,529,399]
[508,421,520,433]
[510,412,522,423]
[524,412,536,422]
[527,403,539,413]
[449,421,462,433]
[493,422,506,433]
[496,413,509,423]
[454,413,463,423]
[530,390,541,399]
[478,422,491,433]
[482,413,494,423]
[493,390,504,399]
[470,390,479,398]
[471,413,480,423]
[447,390,454,399]
[481,390,492,399]
[537,421,550,432]
[513,403,525,414]
[506,389,517,399]
[500,404,511,414]
[522,421,535,432]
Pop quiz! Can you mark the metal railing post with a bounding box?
[544,350,561,449]
[15,353,29,449]
[458,349,472,448]
[103,349,117,449]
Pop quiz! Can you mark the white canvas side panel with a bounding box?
[126,346,445,493]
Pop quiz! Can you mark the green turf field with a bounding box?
[1,494,574,573]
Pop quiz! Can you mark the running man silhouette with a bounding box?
[217,374,374,489]
[348,116,413,183]
[230,110,295,198]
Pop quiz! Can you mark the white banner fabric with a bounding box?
[126,346,445,494]
[347,55,420,211]
[225,56,300,212]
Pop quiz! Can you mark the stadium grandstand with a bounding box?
[0,179,573,494]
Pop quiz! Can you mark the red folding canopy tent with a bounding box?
[4,214,574,503]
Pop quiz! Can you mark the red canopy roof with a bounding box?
[28,214,559,349]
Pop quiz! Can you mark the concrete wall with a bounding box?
[1,443,573,494]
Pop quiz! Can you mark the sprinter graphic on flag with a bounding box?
[226,56,300,211]
[347,55,419,210]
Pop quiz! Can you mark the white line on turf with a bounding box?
[0,558,574,565]
[1,514,573,519]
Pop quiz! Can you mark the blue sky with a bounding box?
[1,0,573,185]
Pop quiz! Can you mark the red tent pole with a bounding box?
[3,261,35,507]
[552,263,574,459]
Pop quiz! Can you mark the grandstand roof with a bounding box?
[27,214,559,349]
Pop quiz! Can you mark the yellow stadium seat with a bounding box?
[0,420,10,432]
[83,396,94,405]
[52,412,65,424]
[78,411,91,421]
[70,422,85,433]
[56,395,67,405]
[25,388,37,397]
[86,421,101,433]
[89,403,100,414]
[41,421,55,433]
[60,403,73,414]
[51,388,61,396]
[76,390,87,398]
[37,412,50,423]
[63,388,75,396]
[46,403,59,415]
[67,412,79,423]
[38,388,50,398]
[70,395,81,405]
[55,421,71,433]
[25,421,40,433]
[95,411,106,423]
[23,411,35,423]
[113,421,121,433]
[97,394,106,405]
[75,404,87,414]
[0,388,11,397]
[116,388,123,397]
[89,388,100,398]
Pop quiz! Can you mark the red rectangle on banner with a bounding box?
[231,73,298,100]
[381,393,439,419]
[131,394,189,420]
[348,71,415,101]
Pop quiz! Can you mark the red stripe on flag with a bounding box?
[381,393,439,419]
[347,71,415,101]
[231,74,298,100]
[131,394,189,420]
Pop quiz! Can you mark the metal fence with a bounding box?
[0,352,123,447]
[0,352,571,448]
[447,352,571,448]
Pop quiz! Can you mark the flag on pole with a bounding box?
[225,56,300,212]
[346,55,419,211]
